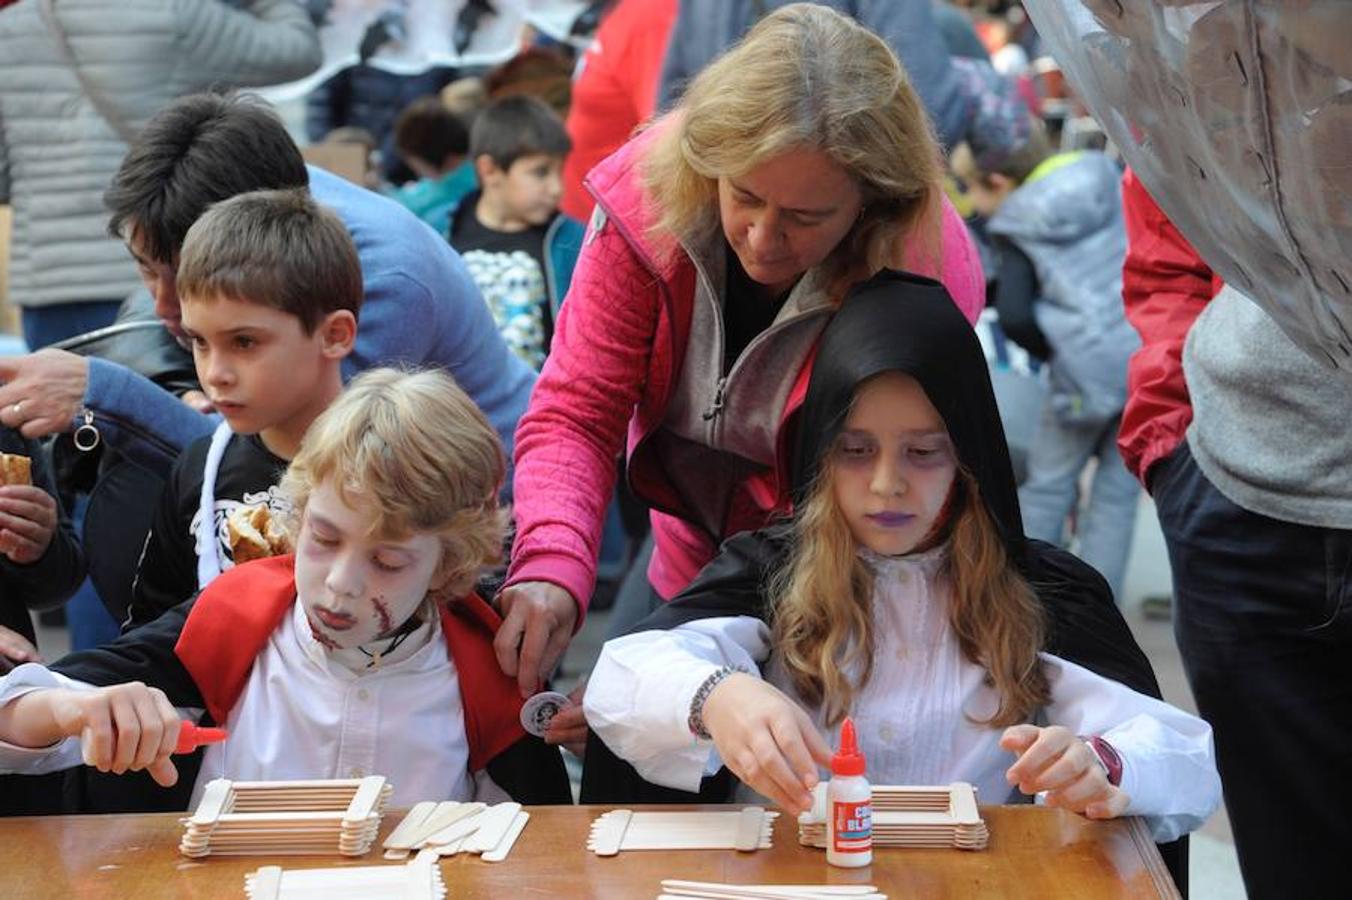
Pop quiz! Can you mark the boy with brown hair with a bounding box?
[127,189,361,630]
[449,95,584,370]
[390,96,477,234]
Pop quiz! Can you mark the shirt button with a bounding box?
[348,767,364,778]
[357,689,370,702]
[879,724,895,742]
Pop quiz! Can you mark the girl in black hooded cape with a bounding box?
[580,270,1217,879]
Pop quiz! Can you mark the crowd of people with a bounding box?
[1,2,1344,897]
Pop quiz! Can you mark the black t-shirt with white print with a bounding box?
[127,432,288,631]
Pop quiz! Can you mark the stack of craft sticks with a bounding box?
[179,777,392,858]
[588,807,778,856]
[797,783,988,851]
[658,882,886,899]
[380,800,530,862]
[244,859,444,900]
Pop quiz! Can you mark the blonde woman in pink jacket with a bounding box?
[495,4,986,721]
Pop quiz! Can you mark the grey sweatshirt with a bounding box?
[1183,285,1352,528]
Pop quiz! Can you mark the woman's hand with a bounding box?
[0,625,41,672]
[48,684,182,787]
[701,673,832,816]
[494,581,579,698]
[1001,724,1130,819]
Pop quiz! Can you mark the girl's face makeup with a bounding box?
[830,372,958,557]
[294,481,444,650]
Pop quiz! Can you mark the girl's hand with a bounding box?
[48,684,182,787]
[701,673,832,816]
[0,485,57,564]
[1000,724,1130,819]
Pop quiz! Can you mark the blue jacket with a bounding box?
[83,166,537,492]
[987,152,1137,425]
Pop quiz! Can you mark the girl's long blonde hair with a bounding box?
[642,3,943,290]
[770,466,1049,728]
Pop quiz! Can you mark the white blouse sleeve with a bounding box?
[583,616,771,793]
[0,663,100,774]
[1039,653,1222,842]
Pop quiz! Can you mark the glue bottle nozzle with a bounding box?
[174,722,229,755]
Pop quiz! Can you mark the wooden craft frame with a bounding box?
[658,881,887,900]
[797,783,988,851]
[180,777,392,858]
[588,807,778,857]
[245,859,444,900]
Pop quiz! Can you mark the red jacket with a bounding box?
[175,555,526,772]
[1118,169,1225,488]
[508,123,986,608]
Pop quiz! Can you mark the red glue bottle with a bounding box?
[827,716,872,868]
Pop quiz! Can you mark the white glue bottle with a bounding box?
[826,716,872,868]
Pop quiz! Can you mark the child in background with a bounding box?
[951,123,1141,602]
[0,428,85,816]
[126,190,361,631]
[390,97,478,236]
[0,368,572,810]
[449,95,583,371]
[582,272,1218,847]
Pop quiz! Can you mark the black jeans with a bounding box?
[1152,440,1352,900]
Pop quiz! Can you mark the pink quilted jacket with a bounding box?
[506,125,986,612]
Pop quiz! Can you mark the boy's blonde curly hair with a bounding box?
[281,367,508,600]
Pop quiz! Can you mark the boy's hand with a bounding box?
[48,684,182,787]
[0,485,58,564]
[0,625,42,672]
[543,679,588,757]
[701,674,832,817]
[493,581,578,698]
[1001,724,1130,819]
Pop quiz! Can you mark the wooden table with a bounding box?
[0,805,1178,899]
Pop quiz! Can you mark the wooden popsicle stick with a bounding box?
[734,807,766,852]
[481,811,529,863]
[419,816,481,850]
[589,809,632,856]
[245,865,284,900]
[462,802,523,853]
[382,801,439,849]
[418,803,486,845]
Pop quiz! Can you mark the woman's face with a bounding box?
[831,372,958,557]
[718,147,865,295]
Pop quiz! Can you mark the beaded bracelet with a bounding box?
[687,665,747,740]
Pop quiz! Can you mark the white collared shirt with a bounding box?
[0,601,507,807]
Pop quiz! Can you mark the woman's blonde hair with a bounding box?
[771,466,1049,728]
[643,3,943,289]
[281,367,509,600]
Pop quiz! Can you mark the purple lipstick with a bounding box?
[866,512,914,527]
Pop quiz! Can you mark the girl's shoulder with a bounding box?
[1024,540,1161,699]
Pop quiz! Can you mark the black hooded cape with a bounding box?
[580,271,1185,890]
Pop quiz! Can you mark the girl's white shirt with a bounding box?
[0,601,509,807]
[583,548,1220,843]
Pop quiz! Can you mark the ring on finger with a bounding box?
[9,402,21,418]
